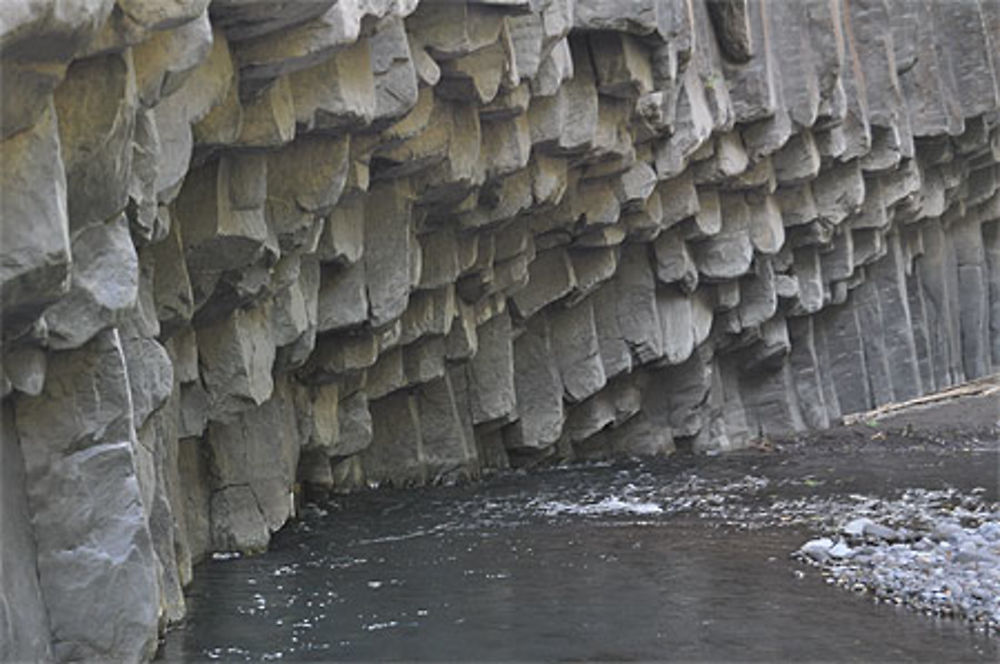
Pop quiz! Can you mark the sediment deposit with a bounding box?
[1,0,998,660]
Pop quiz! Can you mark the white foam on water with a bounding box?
[211,551,242,561]
[354,522,455,545]
[363,620,399,631]
[537,495,664,516]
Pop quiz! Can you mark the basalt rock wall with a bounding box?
[2,0,999,660]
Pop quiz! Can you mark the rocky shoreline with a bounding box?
[796,490,1000,633]
[790,375,1000,633]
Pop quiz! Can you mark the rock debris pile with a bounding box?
[796,489,1000,633]
[1,0,999,661]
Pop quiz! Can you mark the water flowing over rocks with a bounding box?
[1,0,999,660]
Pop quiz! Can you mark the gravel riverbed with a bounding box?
[795,488,1000,632]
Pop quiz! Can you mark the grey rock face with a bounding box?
[205,377,301,549]
[0,101,71,334]
[13,331,159,662]
[467,310,517,425]
[511,315,564,449]
[0,402,53,663]
[54,49,137,230]
[1,0,998,659]
[0,0,115,137]
[196,302,275,419]
[43,214,139,350]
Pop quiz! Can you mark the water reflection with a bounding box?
[159,452,998,662]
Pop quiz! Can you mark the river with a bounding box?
[158,432,998,662]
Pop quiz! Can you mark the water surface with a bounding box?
[159,440,999,661]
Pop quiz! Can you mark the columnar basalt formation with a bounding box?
[1,0,999,660]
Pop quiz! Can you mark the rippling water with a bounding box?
[158,443,999,662]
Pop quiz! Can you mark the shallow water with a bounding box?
[158,442,999,662]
